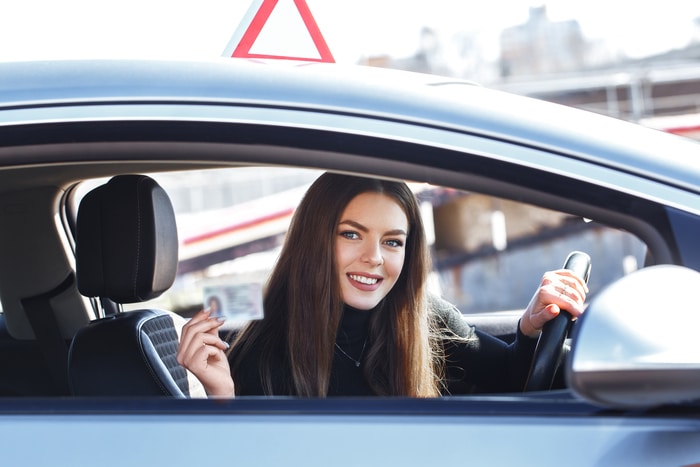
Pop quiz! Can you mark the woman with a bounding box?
[177,173,587,397]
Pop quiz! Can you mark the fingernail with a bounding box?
[223,341,230,349]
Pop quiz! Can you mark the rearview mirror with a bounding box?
[566,265,700,409]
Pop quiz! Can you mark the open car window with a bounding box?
[70,166,646,339]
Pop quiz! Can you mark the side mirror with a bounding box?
[566,265,700,409]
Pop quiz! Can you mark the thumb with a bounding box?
[545,303,561,319]
[530,304,560,332]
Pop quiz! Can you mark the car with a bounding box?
[1,58,700,465]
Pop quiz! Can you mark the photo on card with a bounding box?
[203,282,264,324]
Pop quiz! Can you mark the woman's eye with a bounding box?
[340,231,359,240]
[385,239,404,248]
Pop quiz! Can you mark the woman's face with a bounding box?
[334,192,408,310]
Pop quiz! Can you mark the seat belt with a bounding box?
[21,273,75,395]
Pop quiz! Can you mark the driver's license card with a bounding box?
[203,282,264,323]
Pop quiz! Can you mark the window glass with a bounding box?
[428,189,645,313]
[141,167,646,315]
[141,167,323,317]
[77,167,645,318]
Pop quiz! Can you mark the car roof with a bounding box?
[1,58,699,193]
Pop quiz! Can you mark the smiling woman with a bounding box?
[177,172,589,398]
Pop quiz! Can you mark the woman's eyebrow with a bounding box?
[338,219,368,232]
[385,229,408,237]
[339,219,407,236]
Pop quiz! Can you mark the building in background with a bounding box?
[499,6,586,78]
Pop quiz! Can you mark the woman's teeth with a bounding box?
[349,274,378,285]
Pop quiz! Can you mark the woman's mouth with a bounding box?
[347,273,383,290]
[349,274,378,285]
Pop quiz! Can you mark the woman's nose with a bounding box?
[361,242,383,265]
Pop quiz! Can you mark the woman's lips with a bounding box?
[347,273,383,291]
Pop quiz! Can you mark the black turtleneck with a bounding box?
[230,297,538,396]
[328,305,374,396]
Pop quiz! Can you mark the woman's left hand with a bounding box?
[519,269,589,338]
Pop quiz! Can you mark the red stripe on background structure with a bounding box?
[183,207,295,245]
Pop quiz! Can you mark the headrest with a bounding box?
[76,175,178,303]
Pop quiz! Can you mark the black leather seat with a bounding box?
[68,174,200,397]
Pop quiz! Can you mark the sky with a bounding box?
[1,0,699,64]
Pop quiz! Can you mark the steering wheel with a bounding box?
[524,251,591,391]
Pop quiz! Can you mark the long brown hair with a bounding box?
[229,172,441,397]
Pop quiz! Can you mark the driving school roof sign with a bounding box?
[223,0,334,63]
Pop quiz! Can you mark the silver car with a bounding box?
[0,59,699,466]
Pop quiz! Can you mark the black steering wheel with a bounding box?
[524,251,591,392]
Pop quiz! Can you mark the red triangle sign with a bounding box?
[223,0,334,63]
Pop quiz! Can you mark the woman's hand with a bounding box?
[519,269,589,338]
[176,309,235,397]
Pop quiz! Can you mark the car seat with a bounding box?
[67,174,203,397]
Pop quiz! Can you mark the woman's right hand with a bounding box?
[176,309,235,397]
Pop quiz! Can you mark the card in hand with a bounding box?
[203,282,264,324]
